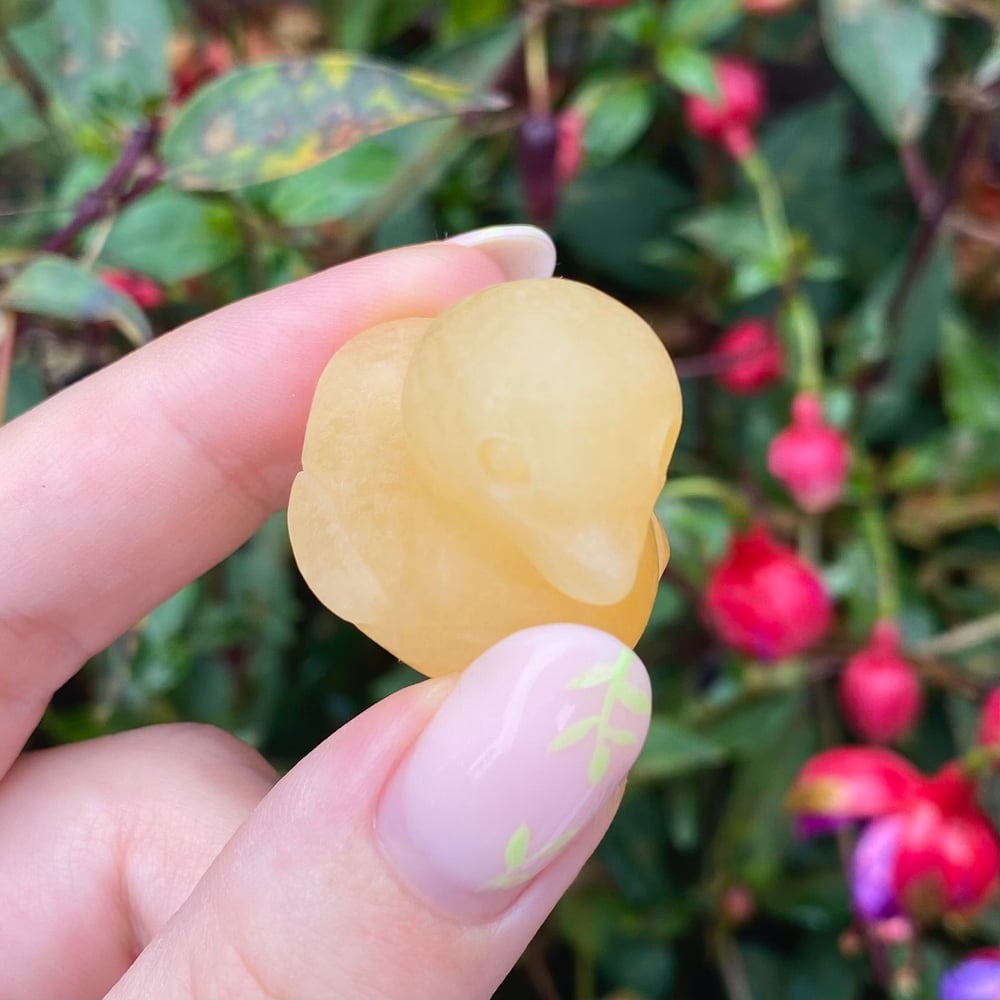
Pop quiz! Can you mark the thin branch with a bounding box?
[910,612,1000,659]
[0,27,57,139]
[889,81,998,324]
[43,121,163,255]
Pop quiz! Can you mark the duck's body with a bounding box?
[289,279,681,676]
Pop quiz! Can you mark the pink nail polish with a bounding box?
[376,624,651,918]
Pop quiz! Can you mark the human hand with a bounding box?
[0,227,654,999]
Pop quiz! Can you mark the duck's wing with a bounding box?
[288,317,429,625]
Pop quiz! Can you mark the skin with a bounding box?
[0,243,623,999]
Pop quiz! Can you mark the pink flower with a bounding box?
[711,319,784,394]
[838,621,923,743]
[789,750,1000,923]
[684,57,765,159]
[704,525,832,661]
[767,392,850,513]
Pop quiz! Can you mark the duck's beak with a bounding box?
[524,517,647,607]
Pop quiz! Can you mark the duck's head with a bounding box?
[402,279,682,607]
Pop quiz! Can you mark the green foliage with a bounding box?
[1,255,152,345]
[1,1,997,998]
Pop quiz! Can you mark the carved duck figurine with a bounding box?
[288,278,682,676]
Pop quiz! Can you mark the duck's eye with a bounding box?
[478,435,530,487]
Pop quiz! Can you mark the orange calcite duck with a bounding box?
[288,278,682,676]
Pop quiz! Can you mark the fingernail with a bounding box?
[377,624,651,919]
[445,224,556,281]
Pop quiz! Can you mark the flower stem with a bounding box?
[660,476,752,523]
[741,151,823,394]
[861,503,900,623]
[523,2,551,119]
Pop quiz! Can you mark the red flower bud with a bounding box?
[683,57,765,159]
[711,318,784,394]
[743,0,804,14]
[978,687,999,751]
[102,269,165,309]
[556,109,586,185]
[838,621,923,744]
[767,392,850,513]
[705,525,832,661]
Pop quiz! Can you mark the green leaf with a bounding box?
[0,10,61,154]
[504,823,530,869]
[0,0,47,24]
[589,744,611,785]
[819,0,942,142]
[549,717,599,751]
[657,43,720,101]
[618,684,653,716]
[939,313,1000,431]
[557,164,690,291]
[99,189,242,283]
[696,689,803,756]
[49,0,171,112]
[3,357,45,423]
[606,728,640,746]
[633,717,727,781]
[677,203,769,265]
[1,255,152,346]
[661,0,740,45]
[570,74,655,165]
[162,55,507,191]
[567,659,618,689]
[250,139,401,227]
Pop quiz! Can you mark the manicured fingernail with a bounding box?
[445,224,556,280]
[377,624,651,919]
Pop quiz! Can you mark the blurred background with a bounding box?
[1,1,998,997]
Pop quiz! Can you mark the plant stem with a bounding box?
[0,27,59,144]
[43,120,162,255]
[860,503,900,622]
[911,612,1000,659]
[783,292,823,393]
[741,151,789,261]
[715,932,754,1000]
[741,151,823,393]
[889,80,998,325]
[660,475,752,523]
[523,2,552,119]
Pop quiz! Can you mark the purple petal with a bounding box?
[940,958,1000,1000]
[851,815,903,921]
[796,814,849,838]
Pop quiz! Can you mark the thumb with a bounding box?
[106,625,652,1000]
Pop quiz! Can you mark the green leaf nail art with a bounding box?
[486,824,579,890]
[548,648,649,787]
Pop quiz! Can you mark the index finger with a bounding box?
[0,232,553,773]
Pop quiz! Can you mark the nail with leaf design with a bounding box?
[377,624,651,919]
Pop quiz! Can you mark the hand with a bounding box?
[0,228,653,999]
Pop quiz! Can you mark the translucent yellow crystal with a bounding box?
[288,279,682,675]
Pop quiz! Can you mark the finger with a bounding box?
[107,625,651,1000]
[0,229,554,772]
[0,724,276,1000]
